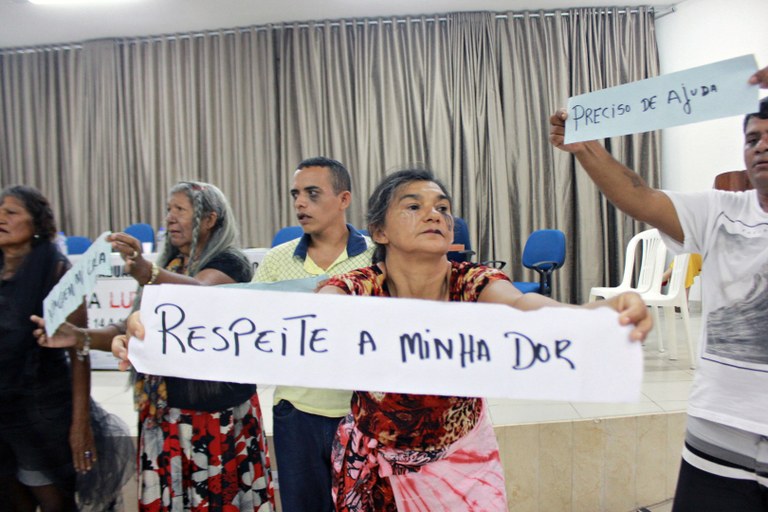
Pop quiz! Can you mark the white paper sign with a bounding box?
[65,248,270,369]
[130,284,643,402]
[43,231,113,336]
[68,247,271,330]
[565,54,759,143]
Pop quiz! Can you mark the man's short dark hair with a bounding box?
[743,97,768,132]
[297,157,351,194]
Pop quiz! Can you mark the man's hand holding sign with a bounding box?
[550,57,764,242]
[562,55,759,143]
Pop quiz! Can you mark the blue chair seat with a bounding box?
[65,235,93,255]
[447,217,475,263]
[512,281,541,294]
[512,229,566,296]
[271,226,304,247]
[124,223,155,251]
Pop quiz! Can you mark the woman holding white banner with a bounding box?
[318,169,651,511]
[34,181,274,512]
[118,171,651,510]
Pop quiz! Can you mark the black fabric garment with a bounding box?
[0,242,70,402]
[673,456,768,512]
[163,250,257,411]
[0,242,75,487]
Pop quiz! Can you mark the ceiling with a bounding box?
[0,0,673,49]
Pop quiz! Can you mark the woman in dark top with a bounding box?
[0,185,90,511]
[36,181,274,511]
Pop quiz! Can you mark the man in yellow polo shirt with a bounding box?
[254,157,374,512]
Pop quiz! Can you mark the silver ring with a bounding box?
[130,250,138,259]
[84,450,92,458]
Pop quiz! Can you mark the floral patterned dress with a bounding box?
[135,253,273,511]
[327,261,509,512]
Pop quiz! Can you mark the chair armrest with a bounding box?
[481,260,506,269]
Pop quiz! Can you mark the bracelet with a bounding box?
[145,262,160,286]
[76,331,91,361]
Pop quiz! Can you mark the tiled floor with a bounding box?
[92,305,700,511]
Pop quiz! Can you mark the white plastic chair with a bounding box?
[640,253,696,368]
[589,229,667,354]
[589,228,668,301]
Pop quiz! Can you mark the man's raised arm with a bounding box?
[548,110,683,242]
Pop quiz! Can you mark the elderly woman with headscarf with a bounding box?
[35,181,273,511]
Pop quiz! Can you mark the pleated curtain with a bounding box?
[0,7,660,302]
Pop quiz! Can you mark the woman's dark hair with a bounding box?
[0,185,57,244]
[365,168,452,263]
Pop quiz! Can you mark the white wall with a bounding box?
[655,0,768,192]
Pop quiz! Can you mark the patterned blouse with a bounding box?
[325,261,510,452]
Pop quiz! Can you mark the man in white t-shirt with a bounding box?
[549,67,768,511]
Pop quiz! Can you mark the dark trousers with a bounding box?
[272,400,343,512]
[672,458,768,512]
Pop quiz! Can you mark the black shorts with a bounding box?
[673,457,768,512]
[0,389,75,488]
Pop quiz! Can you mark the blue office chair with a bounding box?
[65,236,92,255]
[512,229,566,296]
[447,217,475,263]
[124,223,155,251]
[447,217,505,268]
[271,226,304,247]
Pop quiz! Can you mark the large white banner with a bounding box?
[565,54,759,143]
[130,284,644,402]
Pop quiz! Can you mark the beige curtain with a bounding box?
[0,7,659,302]
[494,7,661,300]
[0,45,83,230]
[115,31,282,247]
[562,7,661,300]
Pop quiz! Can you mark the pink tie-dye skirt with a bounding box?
[332,400,507,511]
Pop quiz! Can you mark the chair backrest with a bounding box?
[665,253,691,301]
[620,228,667,292]
[65,235,92,255]
[521,229,566,271]
[271,226,304,247]
[447,216,474,263]
[713,170,753,191]
[124,223,155,250]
